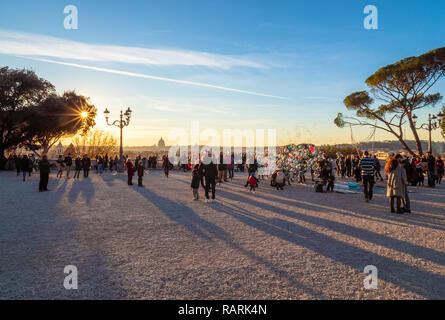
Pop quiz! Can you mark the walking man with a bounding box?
[359,151,376,202]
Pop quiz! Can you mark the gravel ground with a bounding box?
[0,169,444,299]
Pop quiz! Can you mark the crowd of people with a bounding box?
[2,149,444,212]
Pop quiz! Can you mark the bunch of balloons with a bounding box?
[276,143,324,172]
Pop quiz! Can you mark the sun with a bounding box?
[81,111,88,119]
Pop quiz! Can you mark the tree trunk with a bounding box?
[395,134,416,157]
[407,116,423,156]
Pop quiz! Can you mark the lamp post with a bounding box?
[103,107,132,160]
[413,111,443,153]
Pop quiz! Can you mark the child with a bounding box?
[191,166,201,200]
[248,172,258,193]
[275,169,286,190]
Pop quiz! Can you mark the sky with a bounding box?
[0,0,444,147]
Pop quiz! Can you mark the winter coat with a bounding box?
[202,162,218,179]
[82,157,91,169]
[387,165,407,198]
[191,171,201,188]
[126,161,135,176]
[21,157,29,171]
[275,171,285,184]
[248,175,257,187]
[137,164,144,177]
[64,156,72,166]
[436,160,444,176]
[75,158,82,170]
[38,159,51,174]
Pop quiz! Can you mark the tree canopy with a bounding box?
[335,47,445,156]
[0,67,54,155]
[23,91,97,156]
[0,67,97,157]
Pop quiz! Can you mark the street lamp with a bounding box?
[413,111,443,153]
[104,107,132,160]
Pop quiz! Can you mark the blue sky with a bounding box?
[0,0,444,146]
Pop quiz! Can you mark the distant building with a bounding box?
[63,143,76,158]
[158,137,165,147]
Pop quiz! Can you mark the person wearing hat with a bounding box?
[248,172,258,193]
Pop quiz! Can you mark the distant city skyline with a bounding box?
[1,0,444,146]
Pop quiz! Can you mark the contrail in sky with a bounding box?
[26,57,288,100]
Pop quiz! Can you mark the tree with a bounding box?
[442,105,445,139]
[319,145,358,159]
[0,67,54,156]
[71,129,118,158]
[335,47,445,156]
[22,91,97,157]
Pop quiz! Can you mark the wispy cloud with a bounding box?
[137,96,231,114]
[0,30,265,69]
[0,30,287,99]
[25,57,287,100]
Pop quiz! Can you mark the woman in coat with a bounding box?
[385,158,408,214]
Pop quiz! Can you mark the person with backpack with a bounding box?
[359,151,376,202]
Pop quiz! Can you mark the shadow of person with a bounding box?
[134,185,327,299]
[134,186,228,241]
[214,190,445,299]
[68,176,95,205]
